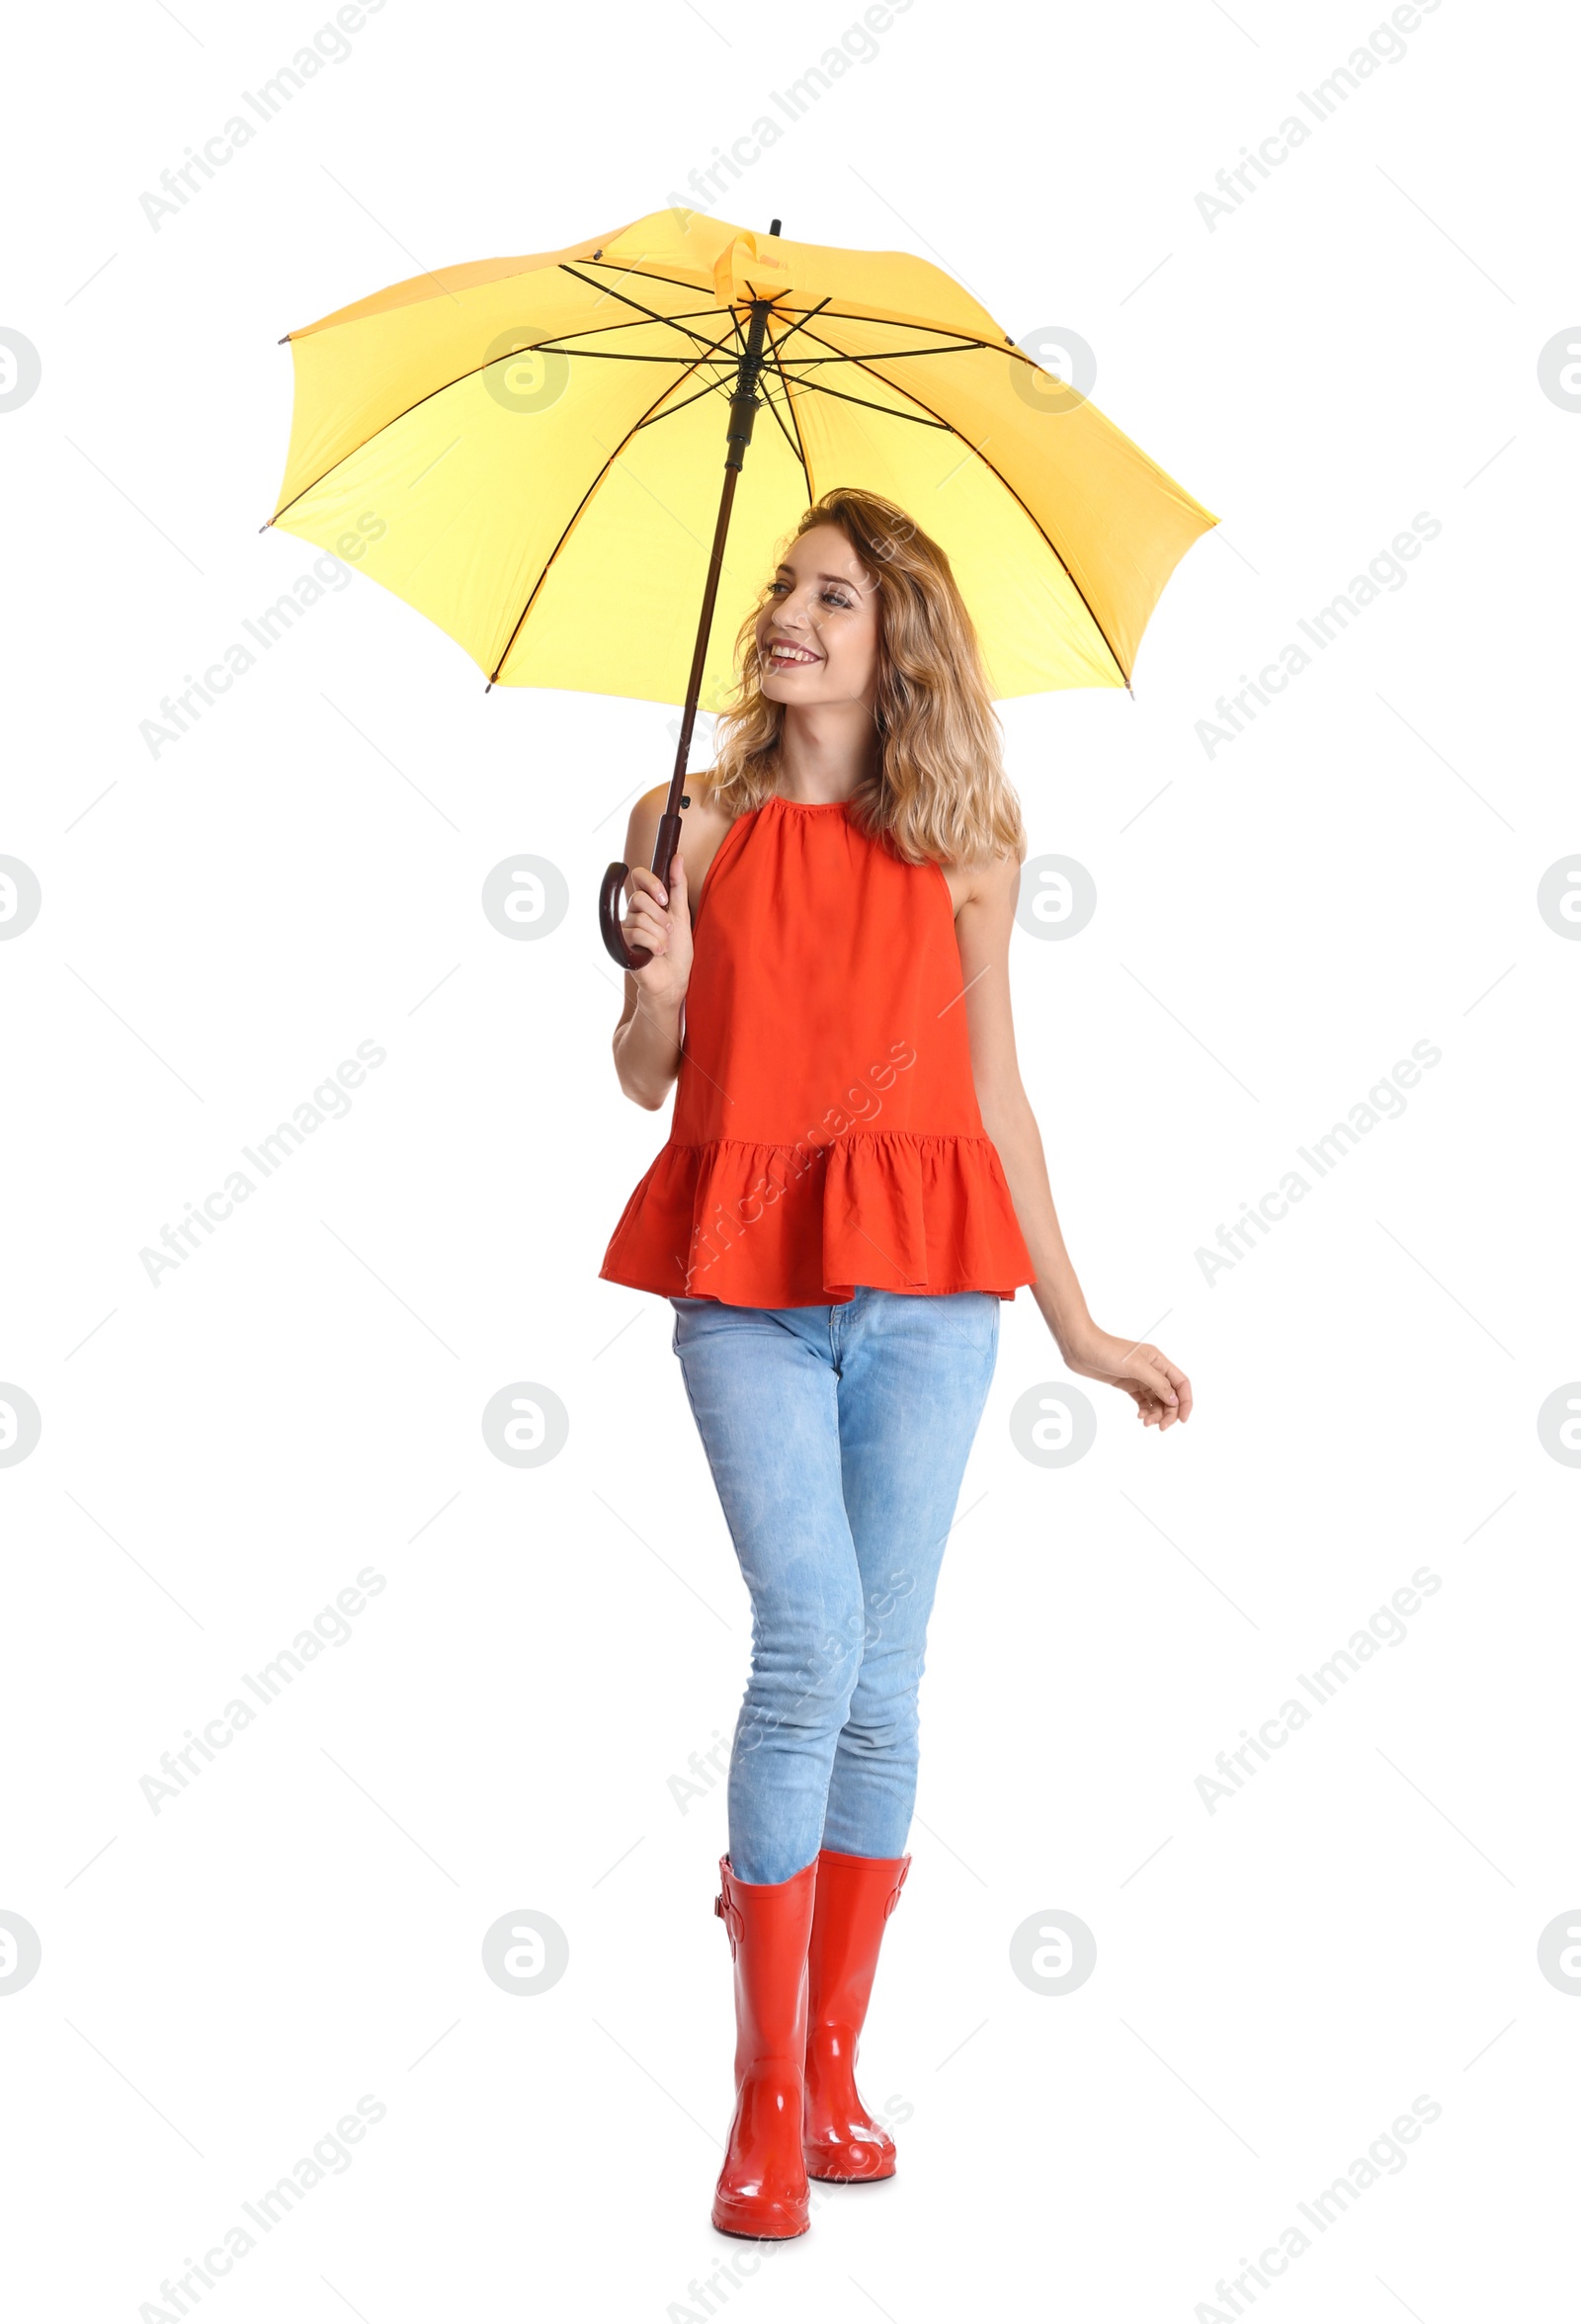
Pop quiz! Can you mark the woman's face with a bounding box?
[755,522,881,710]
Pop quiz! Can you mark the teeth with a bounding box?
[772,646,817,663]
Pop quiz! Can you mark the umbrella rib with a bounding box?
[776,339,997,367]
[634,373,740,427]
[771,372,952,429]
[762,318,819,498]
[760,294,834,356]
[537,303,728,345]
[761,307,1014,359]
[507,307,728,356]
[576,257,753,301]
[511,348,743,365]
[751,363,812,480]
[271,315,743,526]
[783,323,1131,686]
[486,348,732,686]
[557,264,733,359]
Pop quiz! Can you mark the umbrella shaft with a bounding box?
[654,296,775,880]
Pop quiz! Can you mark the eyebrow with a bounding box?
[775,564,860,585]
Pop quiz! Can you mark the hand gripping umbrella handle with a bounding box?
[599,813,684,971]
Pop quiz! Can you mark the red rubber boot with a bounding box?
[802,1848,911,2182]
[710,1854,817,2239]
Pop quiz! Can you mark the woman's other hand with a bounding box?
[1061,1325,1194,1431]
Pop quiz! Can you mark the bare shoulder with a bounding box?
[941,844,1021,921]
[622,773,740,915]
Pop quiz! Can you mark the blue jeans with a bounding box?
[671,1286,1000,1884]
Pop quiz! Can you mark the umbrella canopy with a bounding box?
[269,208,1214,706]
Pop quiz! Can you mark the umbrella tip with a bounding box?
[484,681,493,695]
[278,333,290,344]
[769,218,782,236]
[258,520,270,533]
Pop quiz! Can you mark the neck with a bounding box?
[772,701,880,805]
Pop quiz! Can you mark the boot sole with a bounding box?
[711,2210,810,2240]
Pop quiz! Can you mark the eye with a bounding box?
[822,591,854,609]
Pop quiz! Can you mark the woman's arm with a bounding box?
[610,783,733,1110]
[953,851,1193,1432]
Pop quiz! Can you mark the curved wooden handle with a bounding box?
[599,861,652,970]
[599,813,684,971]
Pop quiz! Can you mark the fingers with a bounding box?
[625,853,690,941]
[624,892,671,954]
[1129,1346,1180,1424]
[1084,1337,1191,1432]
[1122,1345,1192,1431]
[622,853,694,988]
[623,864,673,952]
[1143,1349,1192,1428]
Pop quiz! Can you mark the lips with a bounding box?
[767,639,821,667]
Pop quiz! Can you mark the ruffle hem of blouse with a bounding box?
[600,1127,1037,1308]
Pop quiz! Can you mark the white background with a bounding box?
[3,1,1579,2317]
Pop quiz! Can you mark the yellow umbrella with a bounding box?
[269,207,1214,963]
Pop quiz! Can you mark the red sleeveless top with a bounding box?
[600,793,1037,1308]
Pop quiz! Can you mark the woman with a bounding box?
[601,487,1192,2241]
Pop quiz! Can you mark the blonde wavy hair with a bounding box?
[706,488,1025,868]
